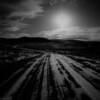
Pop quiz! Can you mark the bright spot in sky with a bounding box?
[51,11,73,29]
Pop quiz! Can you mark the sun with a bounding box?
[51,11,73,29]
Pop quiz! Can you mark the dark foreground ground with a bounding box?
[0,38,100,100]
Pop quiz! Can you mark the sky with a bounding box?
[0,0,100,40]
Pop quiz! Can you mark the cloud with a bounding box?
[6,33,32,38]
[5,21,28,32]
[9,0,44,19]
[38,26,100,41]
[0,0,44,19]
[48,0,80,6]
[0,0,44,32]
[0,32,34,38]
[1,26,100,40]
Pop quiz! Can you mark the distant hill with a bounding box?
[0,37,100,59]
[0,37,100,48]
[0,37,50,44]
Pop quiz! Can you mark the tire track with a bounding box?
[2,54,46,99]
[0,52,100,100]
[56,54,100,100]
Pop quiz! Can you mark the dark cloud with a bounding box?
[0,0,44,33]
[5,21,28,32]
[9,0,44,19]
[3,32,32,38]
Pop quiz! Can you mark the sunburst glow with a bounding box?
[51,11,73,29]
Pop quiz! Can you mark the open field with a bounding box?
[0,38,100,100]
